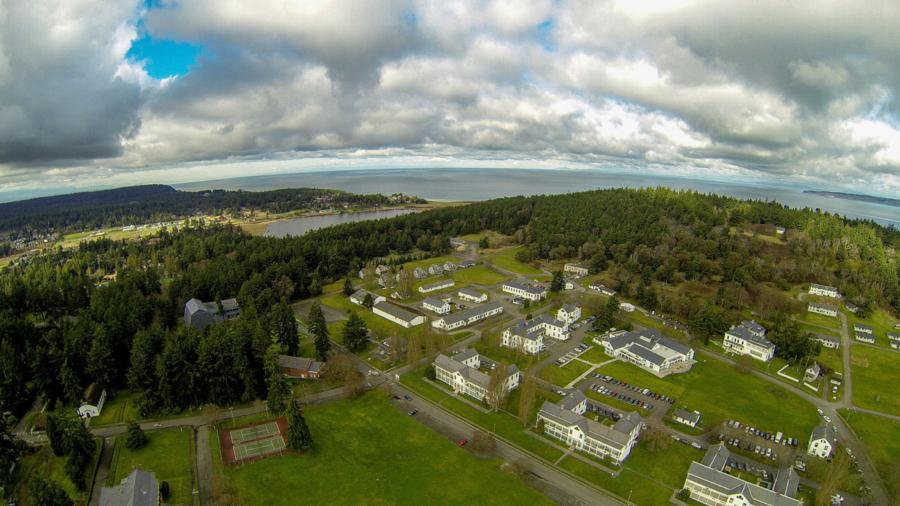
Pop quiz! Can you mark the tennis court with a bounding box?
[230,422,280,444]
[232,435,286,459]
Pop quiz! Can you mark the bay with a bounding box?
[262,208,420,238]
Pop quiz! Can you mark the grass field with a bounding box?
[795,311,841,330]
[558,458,674,505]
[318,292,360,313]
[626,439,703,489]
[91,391,141,425]
[490,255,544,275]
[452,267,510,286]
[472,341,547,372]
[109,427,195,505]
[583,388,652,415]
[7,441,102,505]
[578,346,610,364]
[839,409,900,489]
[220,393,555,505]
[848,309,900,349]
[540,360,593,387]
[850,345,900,416]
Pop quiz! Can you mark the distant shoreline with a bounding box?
[803,190,900,209]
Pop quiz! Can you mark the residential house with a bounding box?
[183,298,241,330]
[808,426,835,459]
[557,303,582,325]
[278,355,323,379]
[428,263,444,276]
[350,289,385,307]
[589,283,617,296]
[443,261,458,272]
[558,390,587,415]
[433,351,520,401]
[855,332,875,344]
[563,263,589,276]
[808,302,839,317]
[422,297,451,315]
[375,265,391,276]
[673,408,701,428]
[889,332,900,350]
[683,444,802,506]
[537,400,642,465]
[377,274,392,288]
[854,323,874,335]
[502,281,547,301]
[432,301,504,331]
[450,237,470,250]
[809,283,841,298]
[373,301,426,328]
[500,323,544,355]
[724,321,775,362]
[595,329,695,374]
[805,363,821,382]
[413,267,428,279]
[76,383,106,419]
[99,468,160,506]
[564,279,575,290]
[775,226,786,234]
[456,260,476,269]
[457,288,488,303]
[378,337,408,356]
[418,279,455,294]
[812,332,841,350]
[845,301,859,313]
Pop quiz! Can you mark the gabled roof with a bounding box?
[810,425,835,445]
[701,443,730,470]
[686,462,802,506]
[812,332,840,344]
[740,320,767,335]
[673,408,701,425]
[439,301,503,326]
[561,303,581,313]
[557,389,586,411]
[810,283,839,291]
[452,348,479,363]
[278,355,315,371]
[773,468,800,497]
[99,468,159,506]
[854,323,874,332]
[503,281,546,296]
[538,401,634,450]
[374,301,422,323]
[422,297,447,308]
[457,288,485,299]
[420,279,455,291]
[726,325,774,349]
[809,301,839,312]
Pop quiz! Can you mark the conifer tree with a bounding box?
[286,400,313,450]
[308,302,331,360]
[124,418,148,450]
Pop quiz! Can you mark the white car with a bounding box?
[817,409,824,415]
[823,415,832,423]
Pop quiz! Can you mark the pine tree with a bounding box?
[308,302,331,360]
[343,277,354,297]
[271,301,299,356]
[29,477,74,506]
[341,311,368,351]
[550,270,565,293]
[64,423,96,490]
[124,418,148,450]
[265,349,290,415]
[286,400,313,450]
[45,413,72,457]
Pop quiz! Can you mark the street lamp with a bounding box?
[229,407,235,427]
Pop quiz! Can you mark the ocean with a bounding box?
[174,168,900,228]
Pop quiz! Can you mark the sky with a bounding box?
[1,0,900,201]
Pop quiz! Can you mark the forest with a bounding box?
[0,186,898,424]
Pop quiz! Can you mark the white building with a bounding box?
[564,263,589,276]
[76,383,106,419]
[413,267,428,279]
[812,332,841,350]
[673,408,701,428]
[422,297,451,315]
[457,288,488,303]
[805,363,821,382]
[375,265,391,276]
[432,301,504,331]
[504,314,571,346]
[589,283,617,296]
[809,283,840,298]
[854,323,874,335]
[419,279,455,294]
[377,274,392,288]
[500,321,544,355]
[428,264,444,276]
[889,332,900,350]
[433,351,520,401]
[537,400,642,465]
[557,303,582,324]
[350,289,385,306]
[373,301,426,328]
[456,260,475,269]
[724,321,775,362]
[855,332,875,344]
[558,390,587,415]
[808,426,835,459]
[684,445,801,506]
[595,329,695,374]
[443,261,458,272]
[502,281,547,301]
[808,302,838,317]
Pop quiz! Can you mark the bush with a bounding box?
[677,488,691,501]
[471,430,496,453]
[160,481,170,499]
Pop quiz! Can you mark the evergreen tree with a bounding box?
[362,293,374,309]
[64,423,96,490]
[590,254,607,274]
[29,477,74,506]
[87,331,116,390]
[265,349,290,415]
[286,400,313,450]
[341,311,368,351]
[45,413,72,457]
[855,299,873,319]
[550,270,565,293]
[271,301,299,356]
[308,302,331,360]
[343,277,354,297]
[124,418,148,450]
[478,236,490,249]
[0,430,22,491]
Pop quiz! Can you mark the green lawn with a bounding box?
[220,393,555,505]
[472,341,547,372]
[795,311,841,330]
[8,441,102,505]
[558,458,673,505]
[578,346,610,364]
[540,360,593,388]
[798,323,840,338]
[451,267,510,286]
[839,409,900,491]
[91,391,141,425]
[490,255,544,275]
[109,427,195,505]
[848,309,900,349]
[400,370,453,404]
[318,292,360,312]
[850,345,900,416]
[626,439,703,489]
[583,388,651,415]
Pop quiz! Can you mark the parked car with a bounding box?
[408,409,418,416]
[404,395,412,401]
[458,439,467,446]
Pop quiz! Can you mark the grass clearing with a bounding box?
[221,392,555,505]
[490,255,544,275]
[848,309,900,349]
[91,391,140,425]
[451,267,510,286]
[839,409,900,489]
[318,292,360,313]
[540,360,592,388]
[795,311,841,330]
[626,439,703,489]
[583,388,652,415]
[850,345,900,416]
[578,346,610,364]
[110,427,195,505]
[9,442,102,505]
[558,458,673,505]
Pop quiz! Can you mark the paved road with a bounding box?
[195,426,212,505]
[88,436,116,506]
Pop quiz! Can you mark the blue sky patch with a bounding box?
[127,36,202,80]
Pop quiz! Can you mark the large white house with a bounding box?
[500,318,553,355]
[557,303,582,324]
[724,321,775,362]
[809,283,841,298]
[808,426,835,459]
[812,332,841,350]
[457,288,488,303]
[428,264,444,276]
[422,297,451,315]
[76,383,106,419]
[563,263,589,276]
[595,329,694,374]
[504,313,570,344]
[419,279,455,294]
[684,445,801,506]
[373,301,426,328]
[350,289,385,307]
[433,350,520,401]
[502,281,547,301]
[537,400,642,465]
[808,302,839,317]
[432,301,504,331]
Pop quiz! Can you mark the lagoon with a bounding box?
[262,208,420,238]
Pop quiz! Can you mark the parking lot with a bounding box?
[575,373,675,422]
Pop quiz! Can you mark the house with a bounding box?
[422,297,451,315]
[418,279,455,294]
[500,323,544,355]
[808,426,835,459]
[76,383,106,419]
[855,332,875,344]
[809,283,841,298]
[373,301,426,328]
[502,281,547,301]
[673,408,701,428]
[854,323,874,335]
[433,351,520,401]
[183,298,242,330]
[684,445,802,506]
[805,363,821,382]
[565,279,575,290]
[278,355,323,379]
[557,303,582,325]
[505,313,570,342]
[808,302,839,317]
[537,400,642,465]
[724,321,775,362]
[775,226,786,234]
[589,283,616,296]
[564,263,589,276]
[812,332,841,350]
[845,301,859,313]
[443,261,458,272]
[99,468,160,506]
[413,267,428,279]
[358,268,366,279]
[889,332,900,350]
[558,390,587,415]
[457,288,488,303]
[378,337,408,356]
[450,237,470,250]
[375,265,391,276]
[428,264,444,276]
[432,301,504,331]
[377,273,392,288]
[456,260,476,269]
[595,329,695,374]
[350,289,385,307]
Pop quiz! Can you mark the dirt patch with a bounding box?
[850,357,870,367]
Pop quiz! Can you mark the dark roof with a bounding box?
[809,301,839,312]
[726,325,774,348]
[374,301,422,323]
[440,301,503,326]
[812,332,840,343]
[84,383,104,406]
[277,355,315,371]
[503,281,546,296]
[854,323,874,332]
[422,297,447,308]
[673,408,701,425]
[99,468,159,506]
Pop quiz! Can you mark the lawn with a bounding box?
[451,267,510,286]
[848,309,900,348]
[850,345,900,416]
[220,392,555,505]
[557,458,674,505]
[318,292,360,313]
[626,439,703,489]
[472,341,546,372]
[794,311,841,330]
[91,391,141,425]
[8,442,102,505]
[839,409,900,490]
[578,346,610,364]
[490,255,544,275]
[400,370,453,404]
[540,360,593,388]
[109,427,195,505]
